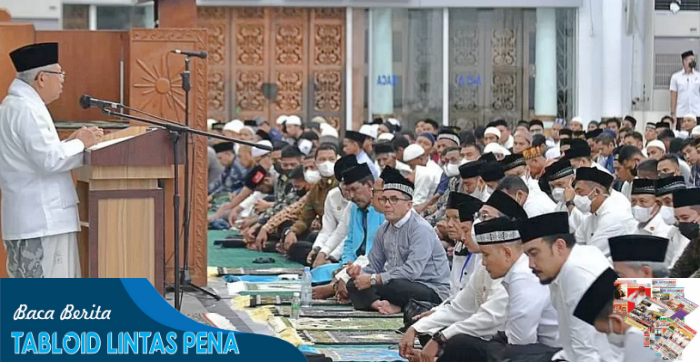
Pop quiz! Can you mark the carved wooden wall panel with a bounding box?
[198,7,229,122]
[225,7,345,130]
[129,29,208,287]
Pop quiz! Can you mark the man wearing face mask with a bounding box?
[545,158,587,233]
[281,144,340,264]
[609,235,670,279]
[425,147,466,229]
[573,268,663,362]
[497,175,555,218]
[617,146,647,201]
[499,153,543,194]
[479,159,507,193]
[670,50,700,122]
[669,188,700,277]
[519,212,617,362]
[573,167,637,258]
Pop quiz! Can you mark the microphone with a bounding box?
[79,95,121,109]
[170,49,207,59]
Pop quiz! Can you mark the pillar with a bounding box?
[535,8,557,120]
[370,8,394,116]
[601,0,624,118]
[157,0,196,28]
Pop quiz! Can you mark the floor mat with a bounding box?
[208,230,303,268]
[228,281,301,296]
[184,313,237,331]
[299,346,406,362]
[232,295,345,308]
[301,330,402,345]
[278,316,404,331]
[216,266,304,276]
[274,306,402,319]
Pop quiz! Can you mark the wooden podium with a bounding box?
[76,126,184,294]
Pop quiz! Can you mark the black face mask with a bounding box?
[691,61,697,69]
[273,163,284,176]
[679,222,700,240]
[296,188,308,197]
[629,167,637,177]
[659,172,675,179]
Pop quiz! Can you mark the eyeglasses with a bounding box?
[37,70,65,79]
[378,196,411,205]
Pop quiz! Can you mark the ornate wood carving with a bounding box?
[314,25,342,66]
[236,25,265,66]
[275,24,304,65]
[231,8,268,121]
[313,8,345,20]
[198,7,229,121]
[309,8,345,130]
[406,9,442,124]
[449,9,481,129]
[129,28,208,287]
[489,9,521,122]
[313,70,342,113]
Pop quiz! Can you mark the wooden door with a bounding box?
[198,7,345,131]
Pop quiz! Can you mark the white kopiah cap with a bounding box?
[377,132,395,142]
[484,127,501,140]
[286,115,302,126]
[359,124,378,140]
[484,142,511,156]
[223,120,244,133]
[276,115,288,125]
[321,125,339,138]
[646,140,666,153]
[298,139,313,156]
[570,117,583,125]
[252,140,272,158]
[403,144,425,162]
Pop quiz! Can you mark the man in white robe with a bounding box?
[0,43,103,278]
[572,167,637,258]
[520,212,620,362]
[544,158,587,233]
[574,268,664,362]
[496,174,555,218]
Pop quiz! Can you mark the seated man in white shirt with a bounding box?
[496,175,555,218]
[545,158,587,233]
[573,167,637,258]
[399,218,509,362]
[609,235,670,278]
[574,268,665,362]
[403,144,443,207]
[519,212,619,362]
[499,153,542,193]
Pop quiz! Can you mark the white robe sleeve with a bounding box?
[320,206,349,256]
[505,275,552,345]
[312,193,338,250]
[18,107,84,173]
[563,274,609,362]
[587,213,636,258]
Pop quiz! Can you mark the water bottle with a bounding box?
[291,292,301,319]
[301,266,313,307]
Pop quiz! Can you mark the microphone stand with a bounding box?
[100,107,270,311]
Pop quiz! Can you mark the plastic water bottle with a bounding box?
[301,266,313,307]
[291,292,301,319]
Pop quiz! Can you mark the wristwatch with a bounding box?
[565,200,575,208]
[370,274,377,286]
[431,331,447,346]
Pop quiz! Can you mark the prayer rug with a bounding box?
[216,267,304,276]
[232,295,343,308]
[283,317,403,331]
[184,313,237,331]
[274,306,401,318]
[298,346,406,362]
[301,330,402,345]
[228,281,301,296]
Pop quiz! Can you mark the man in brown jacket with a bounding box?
[283,144,339,264]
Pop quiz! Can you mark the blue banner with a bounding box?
[0,279,305,361]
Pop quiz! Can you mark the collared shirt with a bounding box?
[364,211,451,300]
[411,259,507,339]
[621,180,633,201]
[575,195,637,258]
[670,69,700,116]
[690,164,700,187]
[448,251,481,299]
[208,159,249,195]
[259,180,303,227]
[314,187,350,261]
[289,177,338,235]
[393,209,413,228]
[413,161,444,205]
[596,155,615,174]
[340,204,385,265]
[356,151,379,179]
[549,245,618,362]
[637,213,690,268]
[555,200,588,234]
[502,254,560,347]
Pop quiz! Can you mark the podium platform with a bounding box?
[76,126,184,294]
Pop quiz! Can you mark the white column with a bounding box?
[577,0,603,124]
[88,5,97,31]
[601,0,624,118]
[535,8,557,119]
[370,8,394,115]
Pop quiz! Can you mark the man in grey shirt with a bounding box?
[208,145,224,186]
[347,167,450,315]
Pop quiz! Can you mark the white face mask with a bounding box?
[606,318,626,347]
[485,186,495,195]
[444,163,461,177]
[304,170,321,184]
[573,191,594,213]
[632,206,654,223]
[317,161,335,178]
[660,206,676,226]
[461,158,471,165]
[551,187,566,203]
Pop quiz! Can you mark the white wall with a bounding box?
[0,0,60,19]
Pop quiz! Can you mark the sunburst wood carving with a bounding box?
[133,56,187,114]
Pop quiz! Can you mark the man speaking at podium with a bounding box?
[0,43,103,278]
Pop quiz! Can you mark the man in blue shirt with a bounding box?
[208,142,249,196]
[344,130,380,179]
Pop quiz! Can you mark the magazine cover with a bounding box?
[654,318,697,361]
[625,297,674,332]
[646,332,651,347]
[653,279,678,287]
[615,280,628,300]
[614,300,629,314]
[628,283,652,306]
[667,295,699,321]
[658,287,685,304]
[652,319,672,354]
